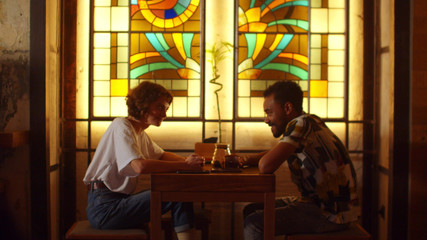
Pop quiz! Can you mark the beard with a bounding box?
[270,124,285,138]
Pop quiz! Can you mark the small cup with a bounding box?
[224,154,240,169]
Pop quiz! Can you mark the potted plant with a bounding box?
[206,40,233,143]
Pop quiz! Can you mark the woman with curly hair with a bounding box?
[83,81,203,240]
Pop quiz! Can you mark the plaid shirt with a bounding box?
[279,114,359,223]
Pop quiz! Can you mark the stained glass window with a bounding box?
[237,0,346,119]
[92,0,202,118]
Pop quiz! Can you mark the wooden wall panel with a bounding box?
[410,0,427,239]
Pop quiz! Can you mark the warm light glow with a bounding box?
[310,8,328,33]
[309,98,327,118]
[205,0,234,120]
[111,7,129,31]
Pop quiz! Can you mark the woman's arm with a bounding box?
[160,151,186,161]
[130,152,204,174]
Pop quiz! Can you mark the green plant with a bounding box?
[206,40,233,143]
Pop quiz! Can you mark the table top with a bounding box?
[150,165,275,193]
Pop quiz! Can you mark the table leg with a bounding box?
[150,191,162,240]
[264,192,275,239]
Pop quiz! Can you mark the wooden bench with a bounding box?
[65,220,148,240]
[66,209,211,240]
[285,223,371,240]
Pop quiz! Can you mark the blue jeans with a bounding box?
[86,188,194,233]
[243,198,348,240]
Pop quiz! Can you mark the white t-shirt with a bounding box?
[83,118,164,194]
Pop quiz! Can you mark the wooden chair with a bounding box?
[285,222,371,240]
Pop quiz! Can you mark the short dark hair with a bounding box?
[126,81,173,118]
[263,80,303,113]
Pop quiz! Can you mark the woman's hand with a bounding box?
[185,154,205,169]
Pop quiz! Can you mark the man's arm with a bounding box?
[258,142,296,174]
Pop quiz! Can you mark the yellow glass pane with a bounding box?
[310,49,321,64]
[140,10,156,23]
[329,0,345,8]
[325,122,346,144]
[188,80,200,96]
[76,121,88,149]
[111,79,128,96]
[117,33,128,46]
[111,97,127,116]
[311,0,322,8]
[248,22,267,32]
[188,97,200,117]
[185,58,200,72]
[94,33,110,48]
[172,97,187,117]
[329,9,345,33]
[94,80,110,96]
[117,46,128,62]
[328,35,345,50]
[310,80,328,97]
[250,97,264,117]
[303,97,308,112]
[91,121,112,148]
[93,97,110,116]
[146,122,202,150]
[165,18,179,28]
[328,50,344,66]
[328,66,344,81]
[111,7,129,31]
[299,81,308,92]
[309,98,327,117]
[117,0,129,6]
[173,33,186,60]
[238,97,250,117]
[238,58,254,73]
[94,0,110,7]
[328,98,344,118]
[94,65,110,80]
[94,49,110,64]
[238,80,250,97]
[349,123,363,151]
[245,7,261,23]
[310,64,321,80]
[172,80,187,90]
[328,82,344,97]
[310,9,328,33]
[239,7,247,26]
[310,34,321,48]
[253,34,266,60]
[235,122,276,150]
[117,63,128,78]
[94,7,110,31]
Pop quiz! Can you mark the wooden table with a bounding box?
[150,167,275,240]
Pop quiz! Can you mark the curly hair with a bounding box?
[126,81,173,119]
[263,80,303,113]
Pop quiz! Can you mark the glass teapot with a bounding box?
[211,143,230,168]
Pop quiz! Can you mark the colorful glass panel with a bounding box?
[238,0,309,118]
[237,0,346,119]
[92,0,202,118]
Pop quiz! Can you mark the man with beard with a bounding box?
[242,80,359,240]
